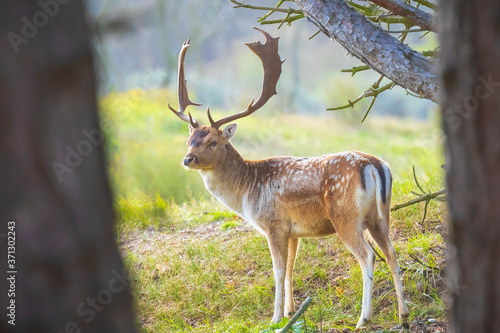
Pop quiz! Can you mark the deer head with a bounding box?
[169,28,284,170]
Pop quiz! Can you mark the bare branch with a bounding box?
[412,0,438,11]
[391,189,447,212]
[280,297,313,333]
[308,29,322,40]
[368,0,436,31]
[258,0,286,22]
[260,14,305,26]
[326,82,395,111]
[386,28,425,33]
[341,65,371,76]
[409,254,441,272]
[230,0,302,15]
[413,165,426,194]
[365,15,412,25]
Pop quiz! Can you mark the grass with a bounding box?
[104,89,448,332]
[118,192,447,332]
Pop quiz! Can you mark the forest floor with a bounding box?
[118,196,448,332]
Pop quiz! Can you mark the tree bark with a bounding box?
[440,0,500,332]
[295,0,439,102]
[0,1,136,332]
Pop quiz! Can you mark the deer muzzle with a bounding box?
[183,154,198,167]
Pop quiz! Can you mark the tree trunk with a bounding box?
[440,0,500,332]
[296,0,439,102]
[0,1,136,332]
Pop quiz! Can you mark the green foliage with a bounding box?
[115,192,172,232]
[221,220,240,230]
[260,319,315,333]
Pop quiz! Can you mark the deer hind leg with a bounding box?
[284,237,300,318]
[367,222,409,323]
[267,232,289,323]
[334,222,375,329]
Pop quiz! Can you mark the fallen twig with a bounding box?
[409,253,440,272]
[391,189,446,212]
[280,296,313,333]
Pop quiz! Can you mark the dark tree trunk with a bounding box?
[440,0,500,332]
[0,1,136,332]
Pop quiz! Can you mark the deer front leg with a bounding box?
[267,232,289,323]
[284,238,299,318]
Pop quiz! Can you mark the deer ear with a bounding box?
[222,123,238,141]
[188,124,195,134]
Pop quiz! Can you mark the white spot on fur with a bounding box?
[336,183,340,189]
[342,176,345,182]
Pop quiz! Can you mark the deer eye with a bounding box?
[209,140,217,147]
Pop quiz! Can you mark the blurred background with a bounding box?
[83,0,442,203]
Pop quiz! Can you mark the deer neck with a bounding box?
[198,143,251,215]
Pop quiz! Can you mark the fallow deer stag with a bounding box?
[168,28,409,329]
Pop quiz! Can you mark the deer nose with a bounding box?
[183,154,196,166]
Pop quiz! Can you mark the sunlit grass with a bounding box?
[115,173,447,332]
[118,190,447,332]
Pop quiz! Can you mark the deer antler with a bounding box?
[168,39,202,127]
[209,27,285,129]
